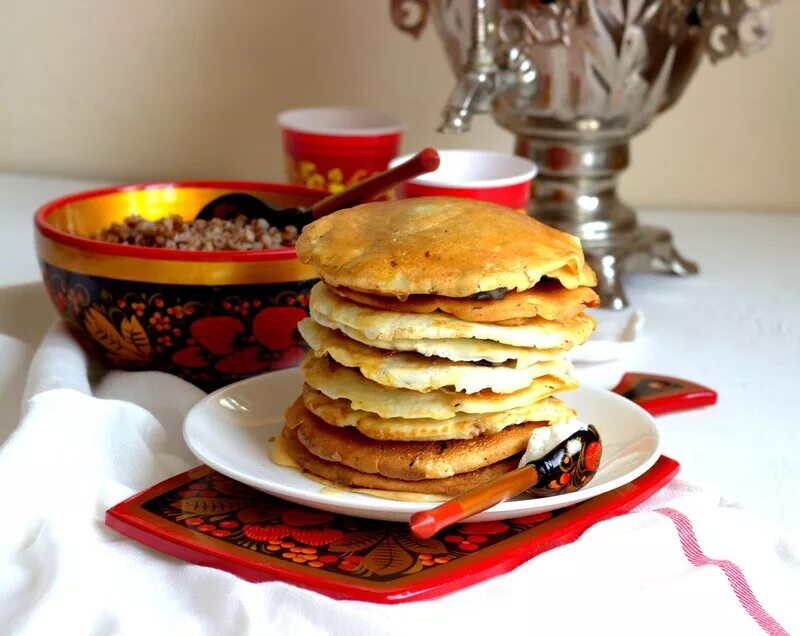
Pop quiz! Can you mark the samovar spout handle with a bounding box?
[437,0,538,134]
[438,74,491,134]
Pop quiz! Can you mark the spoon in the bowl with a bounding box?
[195,147,440,229]
[409,425,602,539]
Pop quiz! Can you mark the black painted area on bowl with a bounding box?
[41,262,317,391]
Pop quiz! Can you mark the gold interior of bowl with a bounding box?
[38,184,323,285]
[46,185,322,238]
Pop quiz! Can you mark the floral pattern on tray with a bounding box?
[143,468,563,580]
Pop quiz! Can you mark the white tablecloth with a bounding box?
[2,174,800,634]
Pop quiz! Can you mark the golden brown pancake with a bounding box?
[295,196,597,297]
[311,312,565,367]
[331,279,599,323]
[282,424,520,497]
[310,282,596,349]
[286,397,543,480]
[302,385,574,441]
[301,355,577,420]
[298,319,572,394]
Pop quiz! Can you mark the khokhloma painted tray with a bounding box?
[106,373,714,603]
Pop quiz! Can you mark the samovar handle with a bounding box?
[700,0,777,63]
[389,0,430,40]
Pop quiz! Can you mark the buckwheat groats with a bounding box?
[96,214,298,251]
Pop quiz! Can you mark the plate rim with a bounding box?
[183,368,661,518]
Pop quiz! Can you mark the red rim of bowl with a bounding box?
[35,180,323,263]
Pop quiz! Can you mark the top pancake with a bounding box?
[310,282,595,349]
[296,196,597,297]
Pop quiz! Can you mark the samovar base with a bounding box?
[582,226,699,310]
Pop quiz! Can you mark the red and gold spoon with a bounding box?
[196,147,440,227]
[409,425,602,540]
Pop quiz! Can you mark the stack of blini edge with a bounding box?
[281,197,598,499]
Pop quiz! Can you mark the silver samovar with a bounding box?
[391,0,776,308]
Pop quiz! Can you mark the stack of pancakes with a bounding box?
[282,197,598,498]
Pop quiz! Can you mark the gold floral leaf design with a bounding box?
[306,174,326,190]
[328,530,383,554]
[298,160,319,181]
[120,315,152,357]
[171,497,247,515]
[395,533,447,555]
[84,307,149,361]
[289,157,371,194]
[362,535,414,576]
[402,559,426,575]
[188,467,211,480]
[237,504,282,524]
[346,169,369,186]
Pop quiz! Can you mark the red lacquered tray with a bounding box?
[106,373,715,603]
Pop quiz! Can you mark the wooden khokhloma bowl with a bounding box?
[35,180,323,391]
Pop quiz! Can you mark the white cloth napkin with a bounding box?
[2,324,799,635]
[569,308,645,389]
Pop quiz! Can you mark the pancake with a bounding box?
[310,282,595,349]
[311,312,563,367]
[302,385,575,441]
[331,280,599,323]
[286,397,542,480]
[299,319,572,394]
[282,424,520,497]
[295,196,596,296]
[301,356,577,420]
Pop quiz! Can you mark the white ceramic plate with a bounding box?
[183,368,660,522]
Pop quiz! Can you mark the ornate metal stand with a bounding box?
[391,0,776,308]
[512,136,698,308]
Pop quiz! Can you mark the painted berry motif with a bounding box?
[243,524,292,542]
[524,425,603,497]
[584,441,602,473]
[171,306,307,375]
[41,263,314,390]
[290,529,345,547]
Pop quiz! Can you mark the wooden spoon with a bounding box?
[409,425,602,539]
[196,147,440,228]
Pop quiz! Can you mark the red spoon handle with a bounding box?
[309,147,440,219]
[611,373,717,416]
[409,465,538,539]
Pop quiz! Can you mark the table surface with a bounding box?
[2,173,799,532]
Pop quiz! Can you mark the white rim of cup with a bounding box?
[389,149,537,188]
[277,107,404,137]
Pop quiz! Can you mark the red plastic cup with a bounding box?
[278,107,403,193]
[389,149,537,210]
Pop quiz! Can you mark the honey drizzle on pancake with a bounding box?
[269,434,300,469]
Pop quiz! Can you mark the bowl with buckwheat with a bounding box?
[35,180,325,390]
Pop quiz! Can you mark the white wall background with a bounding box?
[0,0,797,210]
